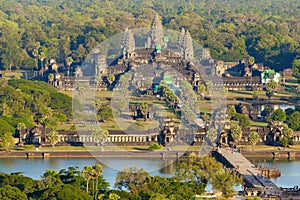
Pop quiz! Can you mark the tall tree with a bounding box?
[230,124,242,146]
[47,130,59,150]
[82,166,94,193]
[93,164,103,199]
[41,169,62,187]
[175,154,241,197]
[115,167,150,192]
[211,169,242,198]
[287,111,300,130]
[65,56,73,76]
[265,80,278,99]
[139,103,149,120]
[248,131,259,151]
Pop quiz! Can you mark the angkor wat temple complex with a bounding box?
[45,15,270,92]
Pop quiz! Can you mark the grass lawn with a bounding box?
[239,144,300,152]
[250,120,268,128]
[76,118,161,131]
[18,146,88,151]
[227,90,268,99]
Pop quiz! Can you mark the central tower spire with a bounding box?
[150,15,163,48]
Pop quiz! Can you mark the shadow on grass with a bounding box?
[133,147,149,151]
[230,90,253,95]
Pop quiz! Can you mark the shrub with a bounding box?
[148,143,163,151]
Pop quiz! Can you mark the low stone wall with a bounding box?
[0,150,197,159]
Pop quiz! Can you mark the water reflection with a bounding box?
[253,158,300,188]
[0,158,16,168]
[48,158,59,168]
[0,158,298,188]
[159,159,176,174]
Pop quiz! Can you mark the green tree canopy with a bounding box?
[248,131,259,151]
[230,124,242,144]
[287,111,300,130]
[272,109,287,122]
[47,130,59,150]
[115,167,150,192]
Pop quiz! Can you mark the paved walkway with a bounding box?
[217,148,281,196]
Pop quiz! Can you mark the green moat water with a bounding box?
[0,158,299,188]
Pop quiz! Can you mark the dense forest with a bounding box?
[0,155,241,200]
[0,0,300,73]
[0,79,72,136]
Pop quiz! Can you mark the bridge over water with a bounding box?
[214,148,281,197]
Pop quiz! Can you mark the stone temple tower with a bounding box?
[182,30,194,60]
[149,15,164,48]
[177,27,185,54]
[121,27,135,58]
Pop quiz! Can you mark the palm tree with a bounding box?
[93,164,103,199]
[266,80,278,99]
[248,131,259,151]
[38,48,46,76]
[82,166,94,193]
[31,42,40,71]
[65,56,73,76]
[230,124,242,146]
[139,103,149,120]
[47,130,59,150]
[40,116,49,142]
